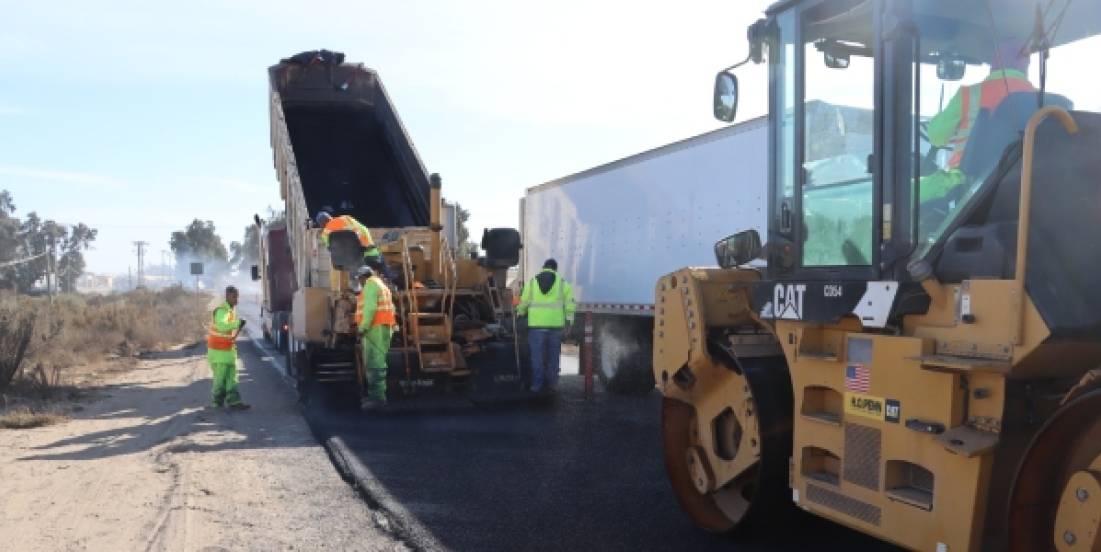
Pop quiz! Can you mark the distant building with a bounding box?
[77,273,115,294]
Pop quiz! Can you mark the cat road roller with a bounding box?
[654,1,1101,550]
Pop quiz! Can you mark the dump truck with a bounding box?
[252,217,293,353]
[264,50,529,404]
[520,120,768,393]
[655,2,1101,551]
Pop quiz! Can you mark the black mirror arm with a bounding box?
[722,54,754,74]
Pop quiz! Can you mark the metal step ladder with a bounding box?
[400,237,457,375]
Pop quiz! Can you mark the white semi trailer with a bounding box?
[520,117,767,392]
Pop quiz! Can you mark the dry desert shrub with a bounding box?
[0,405,67,429]
[0,286,209,395]
[0,306,35,392]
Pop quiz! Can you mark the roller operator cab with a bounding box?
[654,1,1101,550]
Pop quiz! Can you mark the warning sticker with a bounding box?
[845,392,886,421]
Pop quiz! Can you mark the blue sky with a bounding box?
[2,1,1096,275]
[0,0,771,274]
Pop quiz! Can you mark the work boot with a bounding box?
[228,402,252,411]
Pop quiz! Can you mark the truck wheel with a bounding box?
[592,316,655,395]
[288,339,311,404]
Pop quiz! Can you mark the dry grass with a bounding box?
[0,286,210,397]
[0,406,68,429]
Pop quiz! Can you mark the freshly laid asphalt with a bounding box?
[295,377,899,551]
[237,298,897,551]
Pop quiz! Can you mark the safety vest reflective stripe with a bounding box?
[528,301,564,309]
[356,277,397,327]
[948,76,1035,168]
[947,85,984,168]
[207,308,237,350]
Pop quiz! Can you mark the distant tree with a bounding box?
[0,190,14,216]
[170,220,229,279]
[12,213,65,293]
[57,223,98,292]
[453,202,478,258]
[0,191,97,293]
[229,224,260,270]
[0,191,19,289]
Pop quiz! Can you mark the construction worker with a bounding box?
[517,258,576,394]
[922,38,1035,203]
[316,211,381,261]
[207,286,250,410]
[356,262,397,411]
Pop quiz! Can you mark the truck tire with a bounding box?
[287,338,312,403]
[591,315,655,395]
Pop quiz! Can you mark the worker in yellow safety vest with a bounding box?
[316,211,381,260]
[207,286,250,410]
[355,263,397,411]
[922,37,1036,203]
[517,258,576,394]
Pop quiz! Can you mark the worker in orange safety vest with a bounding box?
[316,211,381,261]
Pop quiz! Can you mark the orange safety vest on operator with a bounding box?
[355,276,397,327]
[323,216,374,248]
[207,306,237,351]
[948,75,1036,168]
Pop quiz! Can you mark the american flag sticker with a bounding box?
[845,364,871,392]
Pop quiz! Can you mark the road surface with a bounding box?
[0,337,405,551]
[238,295,898,552]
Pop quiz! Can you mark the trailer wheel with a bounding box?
[591,315,655,395]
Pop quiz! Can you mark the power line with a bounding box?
[0,250,48,269]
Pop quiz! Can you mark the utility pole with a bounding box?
[133,241,148,289]
[47,241,56,301]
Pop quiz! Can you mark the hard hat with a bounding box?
[355,265,375,279]
[315,211,333,225]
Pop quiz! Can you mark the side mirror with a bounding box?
[714,229,762,269]
[250,265,260,281]
[937,56,966,81]
[824,51,850,69]
[713,71,739,123]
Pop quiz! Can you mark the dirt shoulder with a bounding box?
[0,340,405,551]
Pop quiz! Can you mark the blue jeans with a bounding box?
[528,328,563,392]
